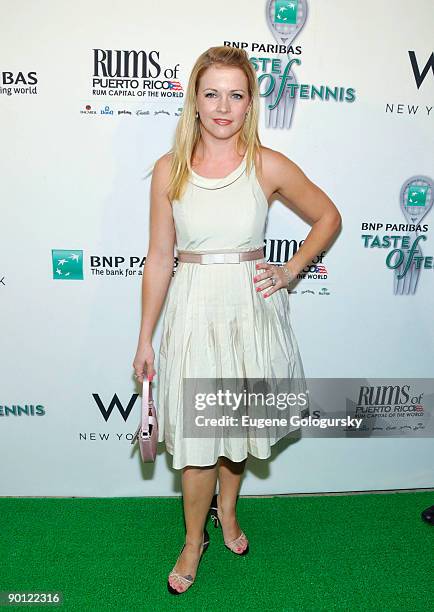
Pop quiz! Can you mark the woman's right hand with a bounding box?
[132,343,156,383]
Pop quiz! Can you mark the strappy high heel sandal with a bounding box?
[209,493,249,555]
[167,528,210,595]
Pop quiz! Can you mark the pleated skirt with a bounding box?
[156,258,309,469]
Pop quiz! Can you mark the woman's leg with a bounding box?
[216,456,247,550]
[168,463,218,592]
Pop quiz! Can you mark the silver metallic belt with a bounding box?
[177,247,265,264]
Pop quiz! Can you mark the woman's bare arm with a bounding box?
[264,148,342,277]
[136,153,176,348]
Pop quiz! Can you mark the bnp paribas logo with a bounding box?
[406,185,427,207]
[392,177,433,294]
[51,249,83,280]
[274,0,298,23]
[361,176,433,295]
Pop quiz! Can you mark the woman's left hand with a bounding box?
[253,262,290,298]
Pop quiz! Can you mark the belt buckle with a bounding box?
[201,252,240,264]
[223,252,240,264]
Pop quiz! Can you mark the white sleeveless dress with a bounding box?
[156,151,309,469]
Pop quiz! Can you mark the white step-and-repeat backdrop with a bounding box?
[1,0,433,496]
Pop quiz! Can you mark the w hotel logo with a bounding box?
[408,51,434,89]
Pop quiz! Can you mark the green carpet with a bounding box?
[1,492,433,611]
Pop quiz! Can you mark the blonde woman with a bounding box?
[133,46,341,594]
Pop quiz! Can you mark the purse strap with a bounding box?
[141,378,154,434]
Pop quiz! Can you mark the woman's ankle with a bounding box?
[217,493,237,517]
[184,536,205,549]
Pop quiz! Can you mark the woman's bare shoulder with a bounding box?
[257,145,290,166]
[257,146,300,181]
[254,146,286,179]
[254,146,302,198]
[153,151,173,174]
[150,151,174,190]
[149,152,174,202]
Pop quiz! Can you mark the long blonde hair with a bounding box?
[164,46,262,203]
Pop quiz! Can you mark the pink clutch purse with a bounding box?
[131,378,158,462]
